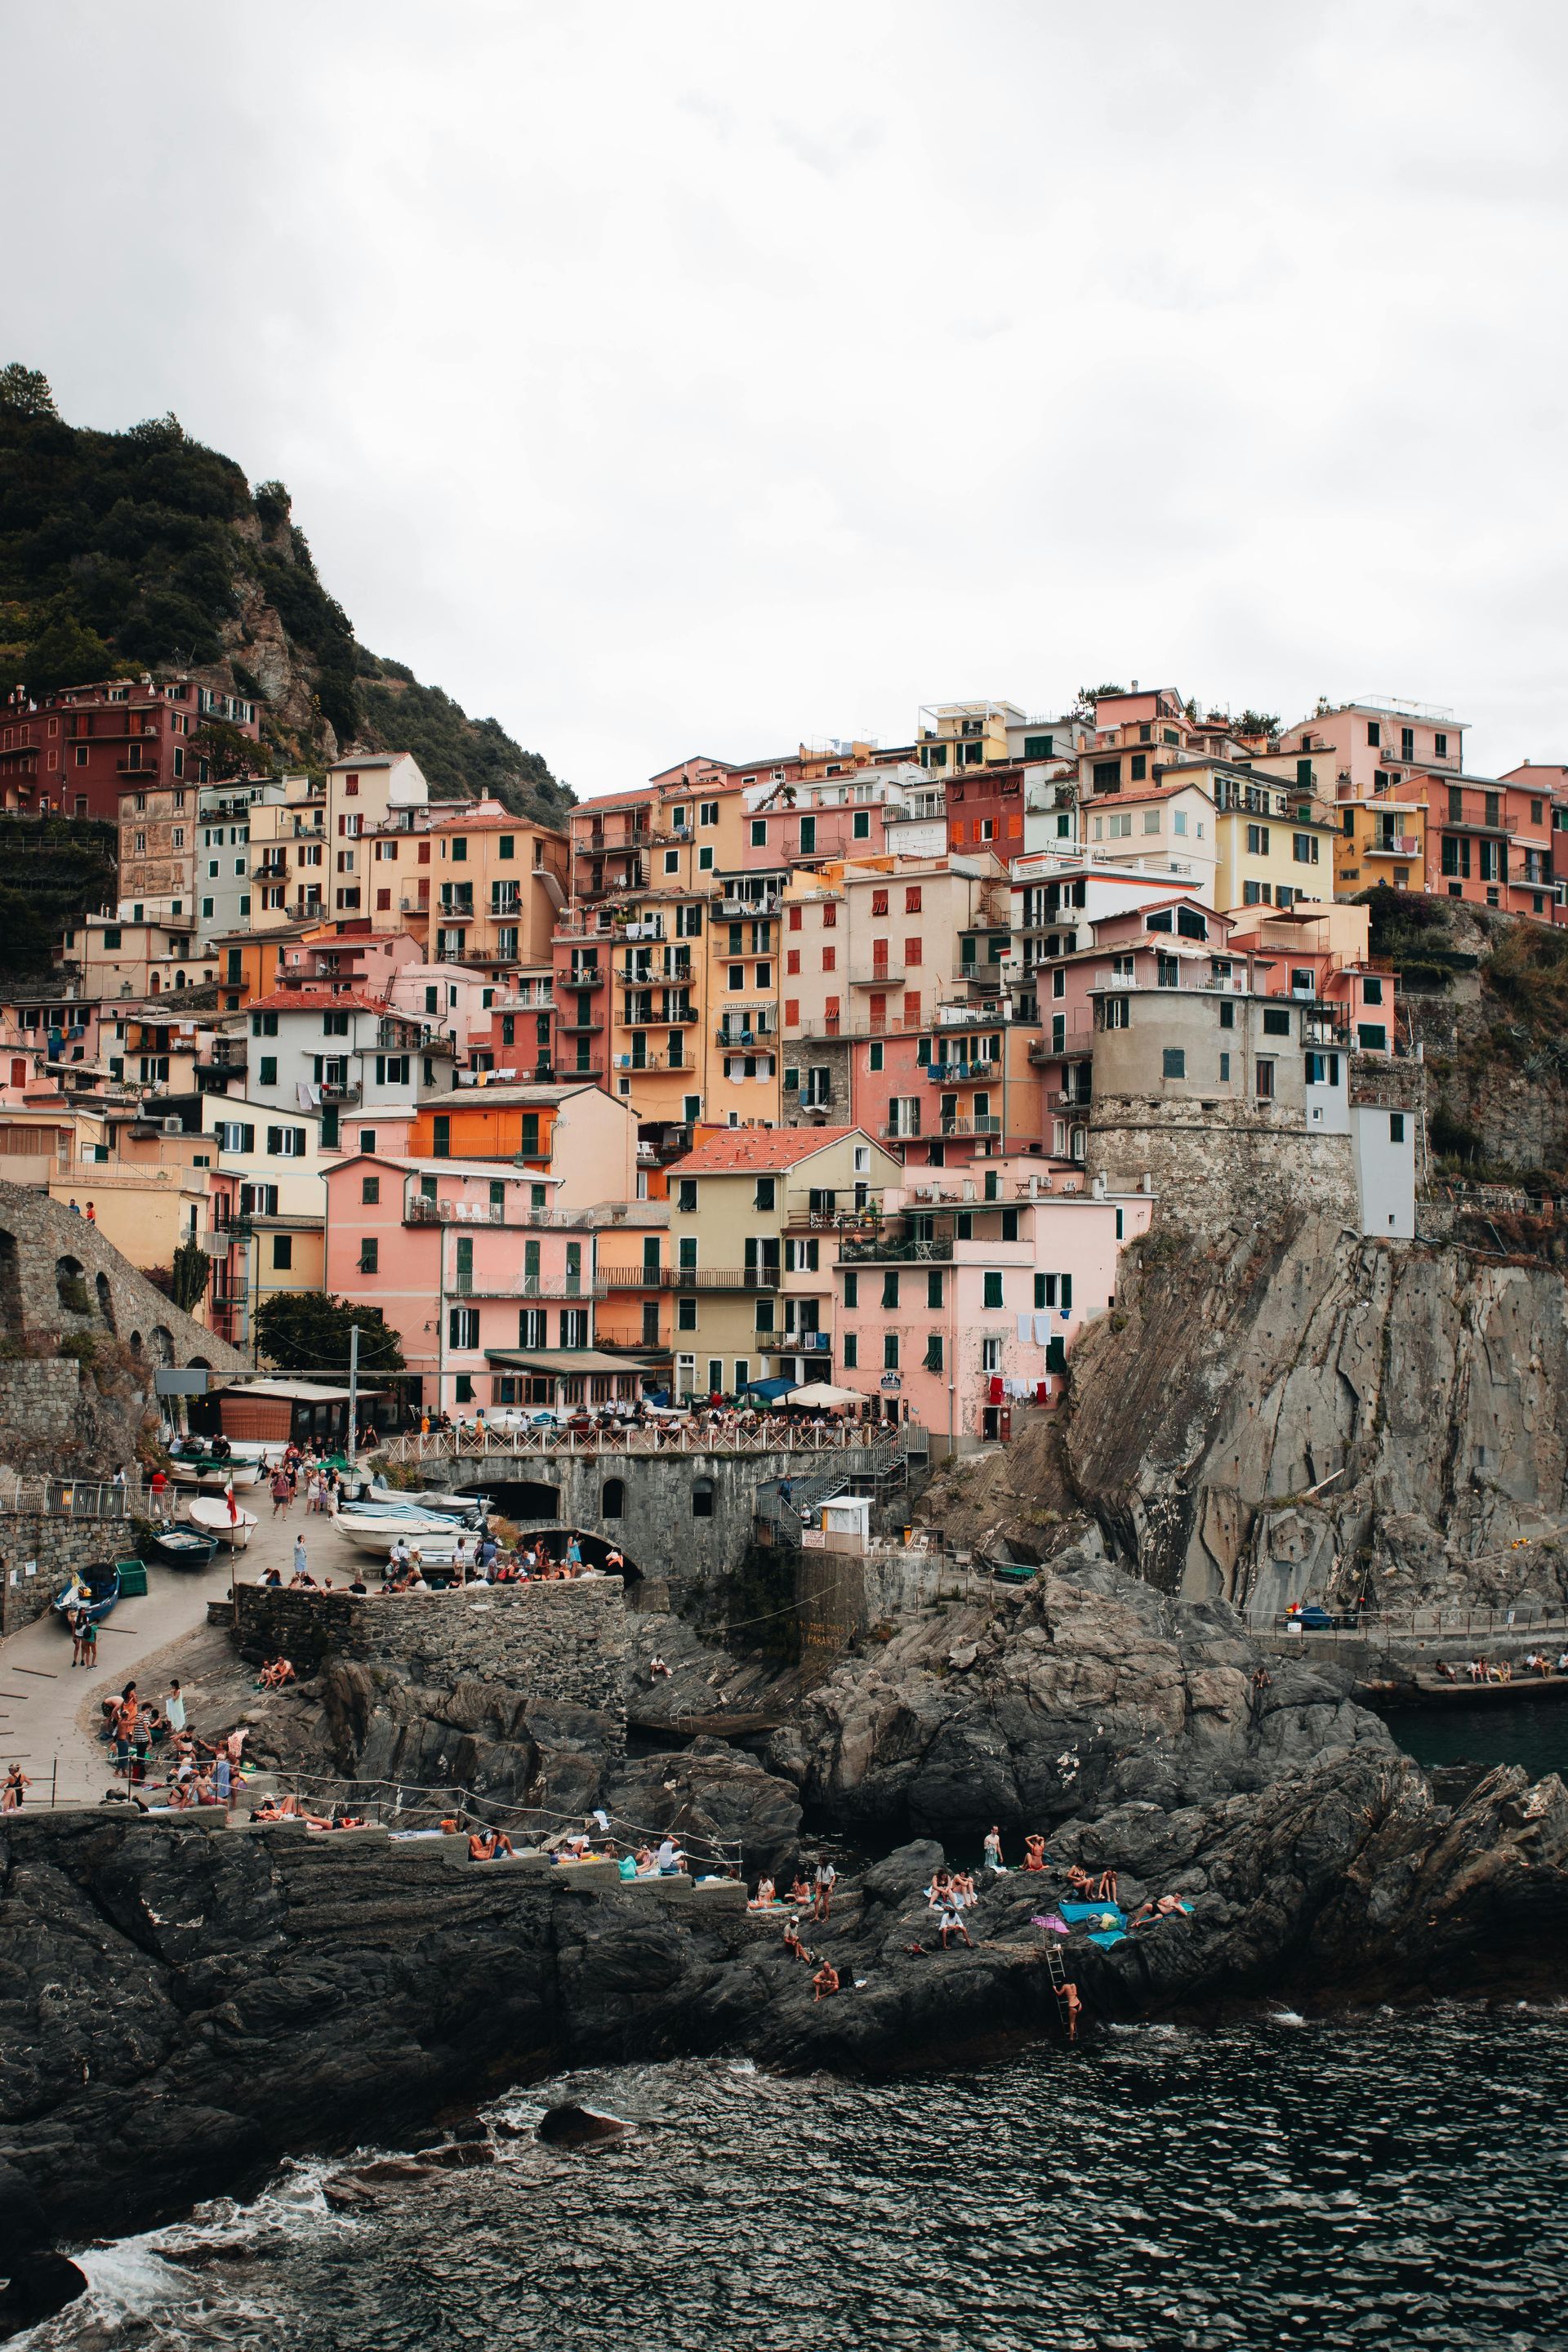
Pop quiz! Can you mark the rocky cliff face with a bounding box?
[4,1601,1566,2261]
[920,1217,1568,1615]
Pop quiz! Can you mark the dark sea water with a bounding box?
[1391,1695,1568,1782]
[29,2008,1568,2352]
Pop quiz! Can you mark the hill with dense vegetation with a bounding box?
[0,364,571,827]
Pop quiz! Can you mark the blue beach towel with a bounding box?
[1087,1928,1128,1949]
[1058,1901,1127,1927]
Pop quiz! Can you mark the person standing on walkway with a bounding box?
[271,1470,292,1517]
[81,1615,97,1670]
[147,1467,171,1522]
[293,1535,308,1579]
[164,1679,186,1738]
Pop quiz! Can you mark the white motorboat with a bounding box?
[356,1486,488,1522]
[187,1495,260,1550]
[334,1511,468,1558]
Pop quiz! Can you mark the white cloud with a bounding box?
[7,0,1566,786]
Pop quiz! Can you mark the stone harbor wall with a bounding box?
[0,1182,244,1370]
[221,1575,628,1725]
[0,1359,82,1457]
[0,1510,131,1634]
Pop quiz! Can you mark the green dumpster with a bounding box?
[116,1559,149,1597]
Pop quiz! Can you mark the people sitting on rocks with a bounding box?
[1065,1863,1094,1894]
[1252,1667,1272,1692]
[782,1916,812,1962]
[1022,1835,1047,1873]
[1489,1659,1513,1683]
[468,1827,516,1861]
[649,1655,671,1680]
[787,1873,813,1907]
[655,1836,686,1877]
[1467,1657,1488,1682]
[1129,1893,1194,1929]
[749,1877,777,1909]
[934,1887,973,1949]
[1094,1869,1118,1904]
[1436,1659,1458,1682]
[812,1961,840,2001]
[1524,1650,1553,1679]
[258,1656,295,1690]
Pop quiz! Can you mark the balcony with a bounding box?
[399,898,433,915]
[599,1263,665,1288]
[560,965,607,990]
[1049,1087,1093,1110]
[849,964,907,987]
[1029,1033,1094,1065]
[455,1275,608,1301]
[760,1332,833,1353]
[715,1024,775,1047]
[555,1014,604,1034]
[616,960,692,986]
[719,893,781,919]
[611,1052,687,1073]
[838,1234,953,1263]
[435,902,475,923]
[667,1266,778,1292]
[924,1057,1001,1082]
[1364,837,1423,859]
[407,1198,506,1226]
[880,1123,924,1142]
[319,1080,362,1104]
[939,1115,1003,1136]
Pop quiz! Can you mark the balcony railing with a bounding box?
[616,960,693,986]
[561,966,607,989]
[838,1235,953,1263]
[939,1115,1003,1136]
[1365,837,1422,858]
[849,964,907,987]
[320,1080,362,1103]
[456,1275,608,1301]
[719,893,781,918]
[611,1052,687,1073]
[1029,1033,1095,1064]
[924,1058,1003,1082]
[599,1263,666,1288]
[555,1015,604,1033]
[715,1025,775,1047]
[666,1266,778,1291]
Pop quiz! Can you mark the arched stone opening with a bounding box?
[488,1478,563,1523]
[56,1255,89,1315]
[96,1272,118,1333]
[0,1230,22,1335]
[149,1325,175,1365]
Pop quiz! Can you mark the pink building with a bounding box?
[322,1154,651,1417]
[834,1163,1150,1452]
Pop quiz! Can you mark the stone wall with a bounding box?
[0,1181,246,1372]
[1089,1094,1357,1232]
[0,1358,83,1456]
[225,1576,628,1726]
[0,1509,131,1634]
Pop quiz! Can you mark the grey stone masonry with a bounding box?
[223,1575,628,1726]
[0,1179,246,1371]
[0,1510,131,1634]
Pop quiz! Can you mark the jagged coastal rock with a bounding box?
[2,1557,1566,2270]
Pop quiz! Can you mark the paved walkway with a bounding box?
[0,1497,364,1805]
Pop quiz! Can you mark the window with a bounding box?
[822,945,836,972]
[881,1271,900,1309]
[258,1055,278,1085]
[361,1175,381,1203]
[1433,733,1448,759]
[323,1009,349,1036]
[266,1125,308,1157]
[867,1040,883,1071]
[431,1115,451,1159]
[799,817,817,854]
[841,1270,859,1310]
[1219,1051,1231,1080]
[755,1176,776,1210]
[1390,1112,1405,1143]
[1246,823,1270,856]
[982,1271,1003,1310]
[883,1332,900,1371]
[677,1295,697,1331]
[1357,1023,1388,1052]
[751,819,767,847]
[359,1238,379,1274]
[1262,1007,1290,1036]
[271,1234,293,1271]
[677,1177,697,1212]
[1292,832,1319,865]
[1255,1061,1276,1100]
[448,1306,479,1348]
[1130,755,1146,782]
[698,800,719,826]
[663,849,680,875]
[871,889,889,916]
[1366,720,1381,748]
[1102,996,1129,1029]
[1093,760,1120,792]
[842,1332,858,1368]
[216,1120,256,1153]
[852,810,871,840]
[1162,1048,1186,1079]
[904,885,922,913]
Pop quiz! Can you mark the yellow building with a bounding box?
[423,803,568,973]
[666,1124,899,1401]
[1332,797,1425,896]
[1189,763,1339,915]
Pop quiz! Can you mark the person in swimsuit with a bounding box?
[983,1827,1004,1872]
[812,1962,840,2001]
[1023,1836,1048,1873]
[813,1858,837,1920]
[1059,1981,1082,2042]
[468,1828,515,1860]
[2,1764,30,1811]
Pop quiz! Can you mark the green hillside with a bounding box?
[0,364,571,827]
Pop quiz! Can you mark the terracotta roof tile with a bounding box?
[670,1125,866,1174]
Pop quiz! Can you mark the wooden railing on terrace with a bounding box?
[379,1422,904,1464]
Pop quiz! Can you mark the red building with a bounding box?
[945,762,1028,857]
[0,676,261,822]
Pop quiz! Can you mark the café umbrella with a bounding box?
[783,1383,865,1409]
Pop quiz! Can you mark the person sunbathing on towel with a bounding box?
[749,1877,777,1909]
[469,1828,515,1860]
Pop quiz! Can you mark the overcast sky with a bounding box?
[11,2,1567,794]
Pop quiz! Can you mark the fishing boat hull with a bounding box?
[186,1497,259,1550]
[168,1457,264,1491]
[151,1526,220,1570]
[53,1565,121,1624]
[362,1485,489,1521]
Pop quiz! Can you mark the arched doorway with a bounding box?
[488,1479,562,1523]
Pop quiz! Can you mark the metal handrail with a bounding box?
[379,1423,899,1463]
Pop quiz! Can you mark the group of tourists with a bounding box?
[1437,1650,1568,1682]
[88,1676,251,1811]
[269,1446,349,1517]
